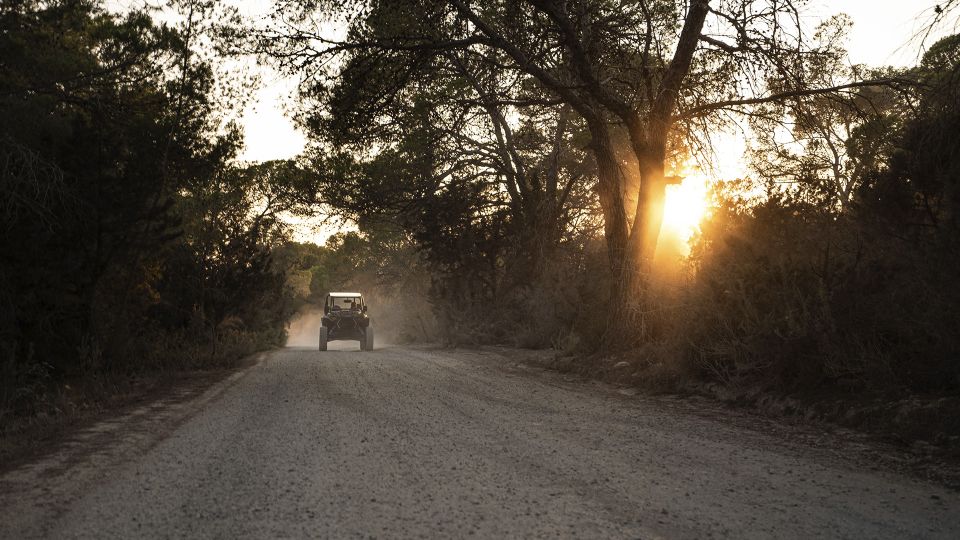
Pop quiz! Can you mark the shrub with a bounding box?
[655,188,960,395]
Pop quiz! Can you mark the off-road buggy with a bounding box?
[319,292,374,351]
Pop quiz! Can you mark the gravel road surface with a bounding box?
[1,344,958,538]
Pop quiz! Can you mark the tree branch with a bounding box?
[448,0,599,124]
[526,0,632,119]
[648,0,711,130]
[679,78,917,119]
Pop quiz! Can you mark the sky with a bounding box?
[229,0,310,163]
[829,0,945,66]
[103,0,309,163]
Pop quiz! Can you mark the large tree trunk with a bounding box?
[626,127,671,278]
[587,120,629,274]
[452,0,710,352]
[600,130,671,352]
[584,119,672,352]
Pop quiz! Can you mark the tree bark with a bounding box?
[587,119,629,274]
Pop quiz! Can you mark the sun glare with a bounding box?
[661,173,710,254]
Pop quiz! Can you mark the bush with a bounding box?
[651,189,960,395]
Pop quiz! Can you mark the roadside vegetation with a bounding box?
[2,0,959,451]
[0,1,318,449]
[259,1,960,442]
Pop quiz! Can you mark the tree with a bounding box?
[264,9,599,307]
[865,33,960,234]
[260,0,907,350]
[747,18,907,211]
[0,1,279,407]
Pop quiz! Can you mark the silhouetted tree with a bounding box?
[260,0,906,350]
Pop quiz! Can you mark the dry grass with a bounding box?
[0,327,278,465]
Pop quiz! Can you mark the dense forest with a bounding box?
[2,0,959,431]
[0,0,318,424]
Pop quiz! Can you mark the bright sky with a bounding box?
[240,76,307,163]
[230,0,309,163]
[829,0,945,66]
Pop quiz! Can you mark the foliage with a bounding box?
[260,0,906,352]
[640,34,960,395]
[4,0,959,431]
[0,1,305,424]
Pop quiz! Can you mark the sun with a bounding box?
[660,172,710,254]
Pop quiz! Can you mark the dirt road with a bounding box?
[1,344,958,538]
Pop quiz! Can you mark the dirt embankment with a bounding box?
[528,348,960,472]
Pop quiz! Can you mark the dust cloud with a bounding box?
[284,299,416,348]
[285,308,323,347]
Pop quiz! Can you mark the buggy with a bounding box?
[319,292,374,351]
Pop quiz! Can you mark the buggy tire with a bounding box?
[319,326,328,351]
[363,327,374,351]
